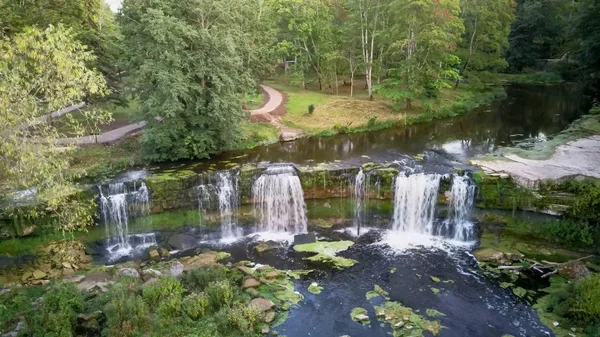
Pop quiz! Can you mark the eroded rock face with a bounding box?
[558,261,591,281]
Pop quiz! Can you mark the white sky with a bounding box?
[105,0,122,12]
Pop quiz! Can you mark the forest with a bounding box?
[1,0,600,336]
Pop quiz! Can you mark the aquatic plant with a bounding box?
[293,240,358,269]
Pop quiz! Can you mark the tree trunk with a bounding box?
[350,71,355,97]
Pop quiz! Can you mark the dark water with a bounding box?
[194,228,553,337]
[143,83,588,174]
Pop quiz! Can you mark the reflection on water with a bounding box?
[155,83,589,172]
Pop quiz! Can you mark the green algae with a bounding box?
[366,291,380,300]
[293,240,357,270]
[351,307,370,325]
[375,301,442,336]
[430,276,441,283]
[308,282,323,295]
[286,270,314,280]
[374,284,390,300]
[426,309,446,317]
[430,287,440,295]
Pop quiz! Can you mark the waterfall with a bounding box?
[253,165,307,233]
[196,171,241,238]
[216,171,240,238]
[437,175,476,241]
[391,173,441,234]
[353,168,368,233]
[98,181,152,258]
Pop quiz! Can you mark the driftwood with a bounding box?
[498,255,594,278]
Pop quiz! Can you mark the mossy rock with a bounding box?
[351,307,370,325]
[375,301,441,336]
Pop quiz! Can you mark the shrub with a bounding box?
[227,304,262,332]
[182,265,233,292]
[156,294,183,322]
[0,286,44,333]
[571,274,600,325]
[104,282,149,337]
[307,104,315,115]
[543,219,595,248]
[26,282,84,337]
[181,293,209,320]
[205,280,234,311]
[142,276,184,307]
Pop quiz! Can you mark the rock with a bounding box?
[18,225,35,237]
[118,268,140,278]
[558,261,591,281]
[21,271,32,282]
[181,252,219,270]
[264,310,276,323]
[473,248,512,264]
[142,268,162,280]
[62,262,72,269]
[293,233,316,246]
[255,241,279,253]
[242,278,261,288]
[261,327,270,334]
[146,247,160,261]
[250,298,275,312]
[354,314,370,322]
[323,202,331,208]
[170,261,184,277]
[31,280,50,286]
[32,270,46,280]
[280,131,301,142]
[265,271,280,279]
[246,288,259,296]
[64,274,86,284]
[159,248,170,257]
[167,234,198,251]
[142,278,160,289]
[0,288,10,296]
[237,265,254,276]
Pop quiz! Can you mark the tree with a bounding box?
[0,0,123,98]
[120,0,266,161]
[0,25,109,232]
[455,0,516,88]
[506,0,577,71]
[377,0,464,109]
[571,0,600,90]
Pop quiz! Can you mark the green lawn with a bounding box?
[52,99,141,136]
[244,91,265,110]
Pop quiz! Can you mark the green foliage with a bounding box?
[225,304,262,332]
[120,0,274,161]
[142,276,184,307]
[182,265,238,292]
[568,182,600,225]
[0,25,109,232]
[205,280,235,311]
[181,293,209,320]
[104,281,149,337]
[0,286,44,332]
[26,282,84,337]
[544,219,595,248]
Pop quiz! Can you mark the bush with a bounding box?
[182,265,235,292]
[544,219,595,248]
[571,274,600,325]
[227,304,262,332]
[307,104,315,115]
[181,293,209,320]
[0,286,44,333]
[26,282,84,337]
[142,276,184,307]
[205,280,234,311]
[104,282,149,337]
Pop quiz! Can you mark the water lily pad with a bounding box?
[430,287,440,295]
[308,282,323,295]
[366,291,380,300]
[351,307,370,325]
[390,267,397,274]
[286,270,314,280]
[374,284,390,300]
[430,276,441,283]
[294,240,357,269]
[375,301,441,336]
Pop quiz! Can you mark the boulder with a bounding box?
[294,233,316,246]
[62,262,72,269]
[146,247,160,261]
[142,268,163,280]
[254,241,279,253]
[264,311,276,323]
[354,314,370,322]
[32,270,47,280]
[21,271,32,282]
[167,234,198,251]
[264,271,280,279]
[242,278,261,288]
[159,248,170,258]
[249,298,274,312]
[118,268,140,278]
[473,248,520,265]
[246,288,259,297]
[558,261,591,281]
[18,225,35,237]
[169,261,184,277]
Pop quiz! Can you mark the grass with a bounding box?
[52,98,141,137]
[67,136,144,184]
[267,78,505,137]
[230,121,280,150]
[244,92,265,110]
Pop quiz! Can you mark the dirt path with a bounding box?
[249,85,304,142]
[471,136,600,189]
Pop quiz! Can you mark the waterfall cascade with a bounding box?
[353,168,366,230]
[196,171,241,238]
[253,165,307,233]
[391,173,441,234]
[98,181,153,258]
[435,175,477,241]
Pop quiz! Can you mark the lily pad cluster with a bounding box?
[375,301,442,336]
[293,240,357,269]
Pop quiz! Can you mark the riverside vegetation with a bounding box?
[2,0,600,336]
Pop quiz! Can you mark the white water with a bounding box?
[216,171,241,239]
[353,168,367,232]
[391,173,441,234]
[253,165,307,233]
[437,175,477,241]
[98,181,152,260]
